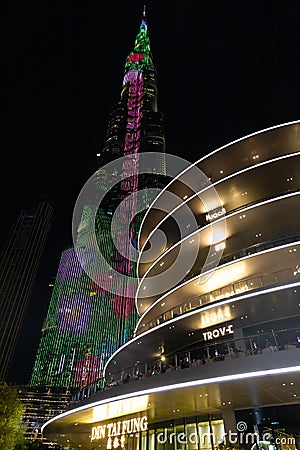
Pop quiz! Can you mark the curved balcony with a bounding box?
[135,237,300,333]
[44,340,300,448]
[136,206,300,317]
[138,121,300,249]
[136,181,300,317]
[104,282,300,377]
[72,325,300,404]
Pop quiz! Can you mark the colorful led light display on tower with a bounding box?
[30,10,166,388]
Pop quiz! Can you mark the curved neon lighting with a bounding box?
[104,280,300,378]
[134,239,300,333]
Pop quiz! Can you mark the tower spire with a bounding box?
[141,4,147,29]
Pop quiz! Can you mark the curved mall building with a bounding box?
[42,121,300,449]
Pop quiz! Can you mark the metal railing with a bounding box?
[136,265,297,334]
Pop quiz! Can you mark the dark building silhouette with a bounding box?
[0,199,53,382]
[18,384,71,446]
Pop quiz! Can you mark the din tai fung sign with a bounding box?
[91,396,149,448]
[91,416,148,448]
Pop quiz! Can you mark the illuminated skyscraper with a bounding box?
[0,199,53,382]
[30,10,166,388]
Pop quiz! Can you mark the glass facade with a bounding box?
[91,416,225,450]
[0,199,53,382]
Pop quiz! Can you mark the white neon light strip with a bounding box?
[104,280,300,376]
[135,238,300,332]
[41,364,300,433]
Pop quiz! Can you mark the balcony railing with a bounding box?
[71,325,300,404]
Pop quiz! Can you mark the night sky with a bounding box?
[1,0,300,385]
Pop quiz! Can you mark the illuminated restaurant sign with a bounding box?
[92,395,149,422]
[206,207,226,222]
[203,324,234,341]
[200,305,232,328]
[91,415,148,447]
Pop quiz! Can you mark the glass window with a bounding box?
[186,423,198,450]
[211,419,225,447]
[149,429,155,450]
[127,434,135,450]
[134,432,140,450]
[157,427,165,450]
[247,277,262,290]
[141,431,148,450]
[174,424,185,450]
[165,425,175,450]
[198,421,211,450]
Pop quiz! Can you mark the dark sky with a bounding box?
[1,0,300,384]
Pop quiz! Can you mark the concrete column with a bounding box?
[222,408,237,435]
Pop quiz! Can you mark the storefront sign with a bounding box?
[91,415,148,448]
[203,324,234,341]
[93,395,149,422]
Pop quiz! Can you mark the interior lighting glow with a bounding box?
[92,395,149,423]
[205,263,245,292]
[200,305,232,328]
[214,241,226,252]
